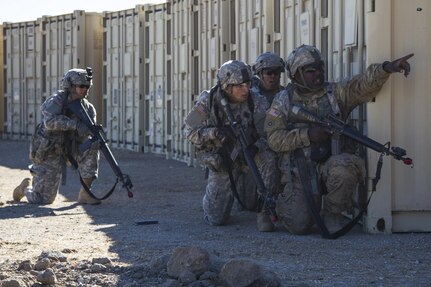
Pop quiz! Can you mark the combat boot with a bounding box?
[257,210,275,232]
[13,178,31,201]
[77,178,101,205]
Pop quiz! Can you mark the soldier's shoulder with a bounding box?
[43,91,67,108]
[196,89,212,106]
[272,88,289,105]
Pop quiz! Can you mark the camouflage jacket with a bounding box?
[40,91,95,148]
[265,63,391,154]
[184,86,269,153]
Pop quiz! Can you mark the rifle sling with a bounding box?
[220,147,258,212]
[66,153,118,201]
[293,149,363,239]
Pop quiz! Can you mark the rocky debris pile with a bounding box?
[0,246,280,287]
[0,250,120,287]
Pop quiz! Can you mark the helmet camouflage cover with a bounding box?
[217,60,253,90]
[285,45,322,79]
[61,67,93,90]
[252,52,285,74]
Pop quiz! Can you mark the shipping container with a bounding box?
[2,11,103,140]
[365,0,431,233]
[170,0,195,163]
[103,5,147,152]
[3,19,43,140]
[41,11,103,123]
[144,3,171,155]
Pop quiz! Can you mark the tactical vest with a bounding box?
[286,83,341,162]
[208,85,258,145]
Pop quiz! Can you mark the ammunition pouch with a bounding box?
[29,125,62,164]
[30,134,55,164]
[197,149,226,172]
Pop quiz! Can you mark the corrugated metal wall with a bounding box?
[3,20,43,139]
[103,6,146,152]
[2,11,103,140]
[365,0,431,233]
[1,0,430,233]
[145,3,171,155]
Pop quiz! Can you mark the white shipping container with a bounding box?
[171,0,195,163]
[145,3,171,155]
[103,5,146,152]
[3,20,43,139]
[230,0,277,65]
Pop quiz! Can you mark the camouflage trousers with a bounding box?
[25,147,99,204]
[203,148,279,226]
[276,152,365,234]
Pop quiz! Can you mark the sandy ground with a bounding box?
[0,139,430,286]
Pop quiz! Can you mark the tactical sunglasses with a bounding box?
[262,69,282,76]
[76,84,90,89]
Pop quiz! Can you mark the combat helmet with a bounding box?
[285,45,322,79]
[61,67,93,90]
[252,52,285,74]
[217,60,253,90]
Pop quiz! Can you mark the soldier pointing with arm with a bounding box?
[265,44,413,235]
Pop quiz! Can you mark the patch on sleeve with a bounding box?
[267,107,281,118]
[184,104,208,128]
[195,103,207,116]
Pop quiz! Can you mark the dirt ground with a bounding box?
[0,139,430,287]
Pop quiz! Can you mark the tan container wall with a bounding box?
[2,11,103,140]
[103,6,146,152]
[83,13,104,126]
[366,0,431,233]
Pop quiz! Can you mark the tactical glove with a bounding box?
[76,121,91,137]
[308,126,331,143]
[382,53,414,77]
[215,127,236,145]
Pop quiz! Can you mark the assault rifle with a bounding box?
[220,97,278,222]
[289,105,413,189]
[289,105,413,239]
[67,100,134,199]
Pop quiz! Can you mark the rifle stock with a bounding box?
[67,100,134,198]
[220,97,277,222]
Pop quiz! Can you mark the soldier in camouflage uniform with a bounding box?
[184,60,279,232]
[251,52,285,108]
[13,68,101,205]
[265,44,413,234]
